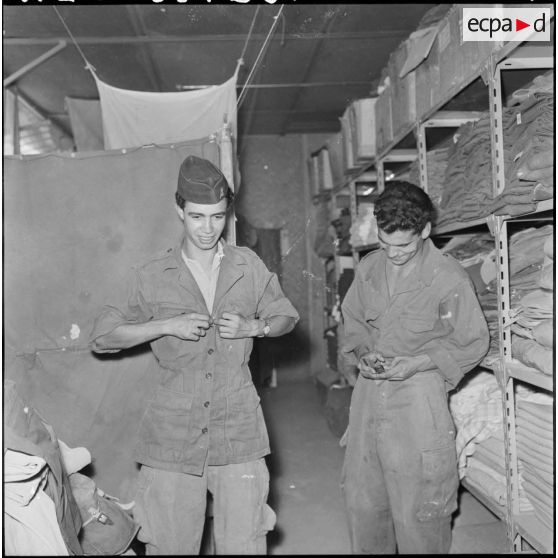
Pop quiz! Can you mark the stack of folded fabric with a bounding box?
[515,394,554,530]
[490,71,554,216]
[449,371,503,479]
[441,234,499,363]
[349,203,378,248]
[436,112,506,229]
[465,430,508,508]
[509,226,554,374]
[408,146,450,214]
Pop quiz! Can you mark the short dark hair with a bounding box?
[175,189,235,210]
[373,181,434,234]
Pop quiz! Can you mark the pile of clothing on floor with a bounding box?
[489,71,554,216]
[515,392,554,530]
[441,234,499,364]
[508,225,554,374]
[4,380,139,556]
[349,202,378,248]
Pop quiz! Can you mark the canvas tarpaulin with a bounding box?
[4,137,222,499]
[65,97,105,152]
[94,72,238,150]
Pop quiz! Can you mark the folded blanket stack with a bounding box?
[509,227,554,374]
[515,397,554,530]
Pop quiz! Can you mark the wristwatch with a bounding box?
[258,319,271,337]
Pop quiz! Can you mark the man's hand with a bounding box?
[371,354,432,381]
[358,351,387,380]
[164,312,211,341]
[215,312,257,339]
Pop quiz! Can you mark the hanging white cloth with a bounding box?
[94,71,238,150]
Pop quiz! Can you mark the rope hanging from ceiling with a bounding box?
[237,5,284,108]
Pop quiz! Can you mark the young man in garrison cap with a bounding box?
[340,182,489,554]
[90,155,299,555]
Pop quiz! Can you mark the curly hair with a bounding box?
[373,181,435,234]
[175,189,235,210]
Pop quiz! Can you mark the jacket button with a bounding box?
[204,401,210,408]
[208,348,214,355]
[205,372,212,380]
[202,427,208,434]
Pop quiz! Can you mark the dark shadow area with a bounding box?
[90,342,151,360]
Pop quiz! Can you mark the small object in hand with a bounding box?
[373,363,385,374]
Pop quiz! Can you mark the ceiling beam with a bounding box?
[3,41,67,87]
[3,30,411,47]
[177,80,373,90]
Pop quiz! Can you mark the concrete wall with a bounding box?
[236,134,332,383]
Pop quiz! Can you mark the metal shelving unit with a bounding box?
[311,14,554,552]
[375,32,555,554]
[461,477,507,522]
[490,44,554,554]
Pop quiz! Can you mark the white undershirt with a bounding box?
[181,242,224,313]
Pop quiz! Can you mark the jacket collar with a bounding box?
[364,238,439,295]
[164,238,247,312]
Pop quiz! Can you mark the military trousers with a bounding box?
[134,458,276,555]
[341,371,459,554]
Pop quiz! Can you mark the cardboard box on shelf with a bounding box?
[415,40,440,120]
[375,87,393,155]
[388,41,418,138]
[349,98,377,163]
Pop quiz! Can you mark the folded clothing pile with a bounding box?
[436,112,507,229]
[349,203,378,248]
[515,394,554,530]
[441,234,499,363]
[490,78,554,216]
[509,227,554,374]
[449,371,503,479]
[408,146,450,214]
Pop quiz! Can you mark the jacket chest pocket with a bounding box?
[150,303,205,361]
[400,315,437,333]
[363,286,385,328]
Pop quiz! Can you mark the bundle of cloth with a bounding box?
[449,371,503,480]
[4,381,139,556]
[349,203,378,248]
[508,226,554,374]
[490,71,554,216]
[441,234,499,363]
[408,145,450,214]
[436,112,504,229]
[515,387,553,528]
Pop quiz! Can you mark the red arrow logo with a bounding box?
[516,19,530,31]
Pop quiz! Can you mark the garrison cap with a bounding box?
[177,155,231,204]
